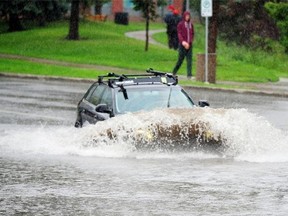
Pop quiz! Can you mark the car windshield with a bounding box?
[115,86,194,113]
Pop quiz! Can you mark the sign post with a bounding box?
[201,0,212,83]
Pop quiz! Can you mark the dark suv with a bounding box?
[75,69,209,127]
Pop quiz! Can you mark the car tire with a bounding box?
[74,116,83,128]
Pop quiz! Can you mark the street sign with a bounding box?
[201,0,213,17]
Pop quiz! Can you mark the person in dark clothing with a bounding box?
[164,12,173,49]
[170,10,181,50]
[172,11,194,79]
[164,6,181,50]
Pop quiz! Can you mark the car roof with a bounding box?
[97,68,178,89]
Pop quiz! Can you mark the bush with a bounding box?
[265,2,288,53]
[218,0,280,51]
[250,34,286,53]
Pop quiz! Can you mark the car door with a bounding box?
[80,84,108,124]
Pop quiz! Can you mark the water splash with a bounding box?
[0,108,287,162]
[201,108,288,162]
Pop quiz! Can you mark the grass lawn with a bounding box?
[0,21,176,71]
[0,58,106,78]
[0,20,287,82]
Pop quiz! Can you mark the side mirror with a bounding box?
[198,100,210,107]
[95,104,114,117]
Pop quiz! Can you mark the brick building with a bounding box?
[111,0,184,14]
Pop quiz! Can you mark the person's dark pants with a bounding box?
[172,44,192,77]
[167,31,173,49]
[171,31,178,50]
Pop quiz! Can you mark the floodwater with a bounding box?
[0,77,288,215]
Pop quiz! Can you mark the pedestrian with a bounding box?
[164,5,181,50]
[172,11,194,79]
[164,5,175,49]
[170,9,181,50]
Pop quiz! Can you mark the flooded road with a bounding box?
[1,77,288,215]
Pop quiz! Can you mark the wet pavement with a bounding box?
[1,77,288,216]
[217,78,288,97]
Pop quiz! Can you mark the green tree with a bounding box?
[131,0,158,51]
[0,0,67,32]
[265,2,288,52]
[36,0,68,25]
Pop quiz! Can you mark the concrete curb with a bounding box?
[183,85,288,98]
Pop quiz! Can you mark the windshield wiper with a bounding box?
[119,85,128,100]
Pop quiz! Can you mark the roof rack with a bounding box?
[98,68,178,87]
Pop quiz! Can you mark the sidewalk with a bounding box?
[125,29,166,47]
[217,78,288,97]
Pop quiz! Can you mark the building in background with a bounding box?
[94,0,185,21]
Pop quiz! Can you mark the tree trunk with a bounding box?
[67,0,80,40]
[208,0,220,53]
[95,0,102,15]
[8,13,24,32]
[145,14,149,51]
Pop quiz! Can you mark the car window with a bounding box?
[115,87,194,113]
[169,89,194,108]
[100,87,112,108]
[84,84,98,101]
[88,84,106,105]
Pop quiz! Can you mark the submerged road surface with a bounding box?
[1,77,288,215]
